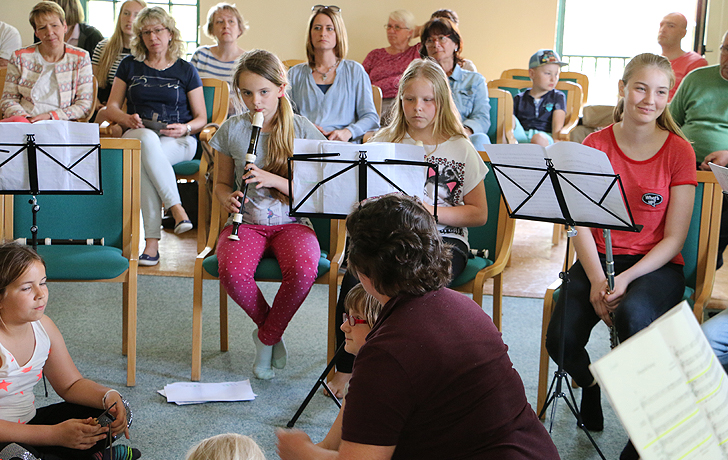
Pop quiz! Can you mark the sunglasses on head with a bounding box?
[312,4,341,13]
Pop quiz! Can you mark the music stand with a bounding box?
[485,143,640,460]
[285,141,437,427]
[0,122,102,250]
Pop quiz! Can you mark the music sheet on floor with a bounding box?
[0,121,101,192]
[484,142,631,228]
[292,140,427,215]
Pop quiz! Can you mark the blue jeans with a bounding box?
[546,254,685,387]
[702,308,728,372]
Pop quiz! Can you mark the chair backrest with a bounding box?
[0,67,7,99]
[282,59,306,70]
[500,68,590,104]
[487,88,515,144]
[4,138,140,254]
[201,77,229,126]
[77,75,98,123]
[372,84,382,117]
[488,78,583,140]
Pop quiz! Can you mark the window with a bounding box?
[557,0,701,105]
[85,0,199,58]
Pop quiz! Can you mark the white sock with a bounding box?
[252,329,274,380]
[272,338,287,369]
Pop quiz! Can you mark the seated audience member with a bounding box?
[0,1,93,122]
[658,12,707,100]
[703,310,728,373]
[186,433,265,460]
[427,9,477,72]
[670,31,728,267]
[277,194,560,460]
[362,10,419,123]
[43,0,104,58]
[0,243,139,460]
[419,17,491,148]
[0,21,22,68]
[512,49,567,146]
[104,6,206,265]
[92,0,146,124]
[190,2,248,114]
[288,5,379,142]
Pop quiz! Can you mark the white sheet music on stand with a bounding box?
[708,163,728,193]
[484,142,632,228]
[292,140,427,215]
[0,121,101,192]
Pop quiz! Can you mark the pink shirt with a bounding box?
[362,44,421,98]
[669,51,708,100]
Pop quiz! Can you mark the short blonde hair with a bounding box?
[305,7,348,66]
[204,3,248,40]
[344,283,383,328]
[185,433,265,460]
[131,7,186,61]
[389,9,415,30]
[29,1,66,30]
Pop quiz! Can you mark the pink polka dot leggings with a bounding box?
[217,223,320,345]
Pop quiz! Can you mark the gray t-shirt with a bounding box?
[210,113,325,225]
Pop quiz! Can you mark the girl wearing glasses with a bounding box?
[288,5,379,142]
[361,10,419,124]
[419,17,491,149]
[105,7,207,266]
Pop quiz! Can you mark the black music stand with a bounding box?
[487,150,640,460]
[285,146,436,427]
[0,132,102,250]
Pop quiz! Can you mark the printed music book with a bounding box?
[590,301,728,460]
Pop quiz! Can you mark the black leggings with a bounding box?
[0,402,105,460]
[545,254,684,387]
[334,238,469,373]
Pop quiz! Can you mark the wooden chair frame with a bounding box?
[536,170,722,417]
[1,138,141,386]
[191,149,346,381]
[500,68,590,106]
[488,88,516,144]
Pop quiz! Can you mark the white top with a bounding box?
[0,320,51,424]
[0,21,22,61]
[32,59,61,115]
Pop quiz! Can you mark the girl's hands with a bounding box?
[243,164,286,192]
[160,123,188,139]
[589,278,613,327]
[222,190,246,214]
[55,418,108,450]
[120,113,143,130]
[105,392,130,440]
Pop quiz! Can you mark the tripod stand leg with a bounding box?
[287,343,345,428]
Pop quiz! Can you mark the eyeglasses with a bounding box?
[141,26,168,37]
[425,35,450,47]
[312,5,341,12]
[343,312,368,327]
[721,45,728,54]
[384,24,409,31]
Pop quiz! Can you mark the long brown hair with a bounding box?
[613,53,687,141]
[97,0,146,89]
[232,49,294,203]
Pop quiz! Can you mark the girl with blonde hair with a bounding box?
[210,49,325,380]
[186,433,264,460]
[546,53,696,460]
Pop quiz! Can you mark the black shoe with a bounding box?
[578,384,604,431]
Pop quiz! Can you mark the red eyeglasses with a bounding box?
[343,312,368,326]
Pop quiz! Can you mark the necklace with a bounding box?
[145,59,175,71]
[313,60,340,82]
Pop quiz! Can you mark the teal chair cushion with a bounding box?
[202,252,330,280]
[36,245,129,280]
[173,159,201,176]
[487,96,499,144]
[450,256,493,287]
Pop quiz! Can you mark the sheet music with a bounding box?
[0,121,100,192]
[708,163,728,194]
[590,302,728,459]
[292,140,427,215]
[484,142,632,227]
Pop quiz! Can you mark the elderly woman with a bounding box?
[419,17,491,149]
[0,1,93,122]
[190,2,248,114]
[92,0,146,123]
[362,10,419,122]
[288,5,379,142]
[277,194,560,460]
[105,6,207,266]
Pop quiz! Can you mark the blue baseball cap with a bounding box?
[529,49,567,69]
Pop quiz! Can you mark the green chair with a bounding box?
[501,69,590,106]
[487,88,516,144]
[536,170,722,417]
[190,150,346,381]
[2,138,141,386]
[173,78,229,251]
[450,153,516,331]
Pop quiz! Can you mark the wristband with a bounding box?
[103,389,121,409]
[186,124,192,136]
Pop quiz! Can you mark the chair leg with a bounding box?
[122,287,129,356]
[219,280,228,352]
[552,224,562,246]
[191,268,204,381]
[125,268,138,387]
[492,274,503,332]
[537,289,556,420]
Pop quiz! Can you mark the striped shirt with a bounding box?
[92,39,130,104]
[190,45,237,84]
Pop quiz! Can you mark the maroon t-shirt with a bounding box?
[341,289,560,459]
